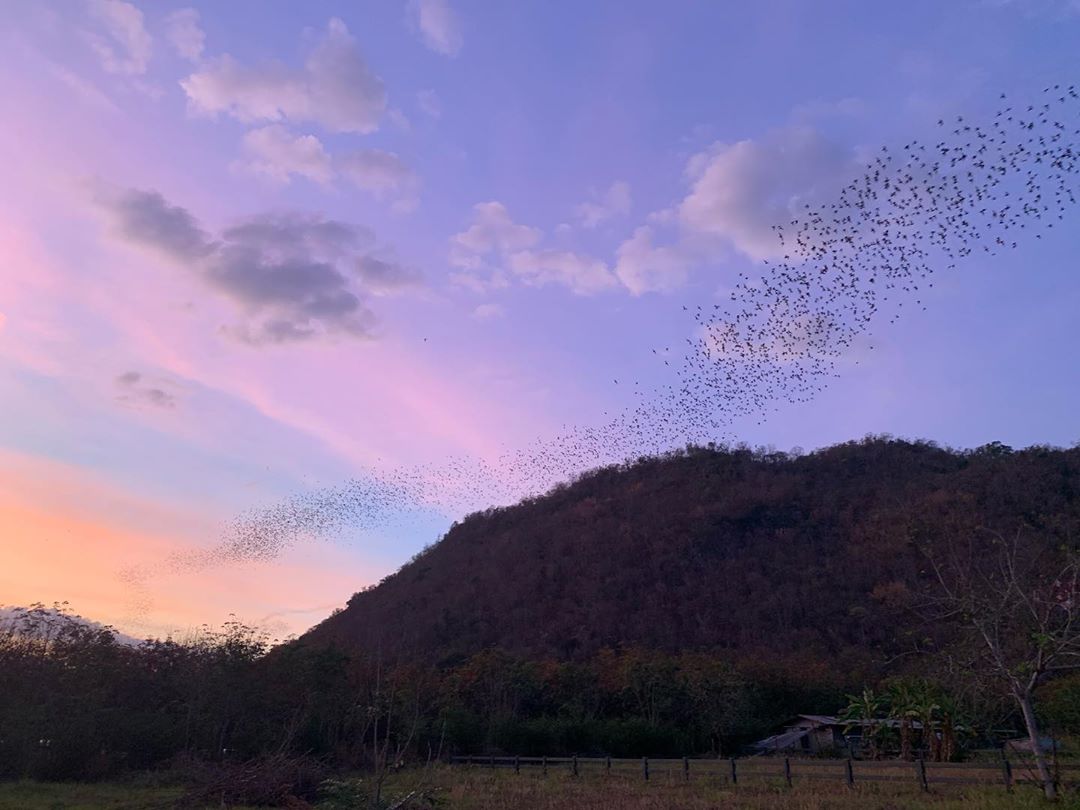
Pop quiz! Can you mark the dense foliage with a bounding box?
[311,438,1080,667]
[3,438,1080,782]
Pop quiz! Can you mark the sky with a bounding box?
[2,0,1080,639]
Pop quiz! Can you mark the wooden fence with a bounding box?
[449,754,1080,792]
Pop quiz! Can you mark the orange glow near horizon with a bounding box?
[0,448,386,639]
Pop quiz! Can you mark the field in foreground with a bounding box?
[5,768,1080,810]
[379,768,1080,810]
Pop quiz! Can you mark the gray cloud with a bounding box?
[354,255,423,295]
[115,371,177,409]
[97,187,215,262]
[337,148,418,201]
[95,189,420,346]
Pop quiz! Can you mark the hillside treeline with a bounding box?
[310,438,1080,666]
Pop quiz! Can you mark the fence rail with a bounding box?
[448,754,1071,791]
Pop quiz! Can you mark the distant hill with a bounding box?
[0,604,142,647]
[304,438,1080,671]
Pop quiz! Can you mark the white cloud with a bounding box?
[417,89,442,119]
[86,0,152,75]
[237,125,333,185]
[165,7,204,62]
[508,249,619,295]
[409,0,463,56]
[614,226,690,295]
[678,125,859,260]
[181,18,386,134]
[234,127,419,207]
[575,180,632,228]
[450,202,540,268]
[472,303,504,320]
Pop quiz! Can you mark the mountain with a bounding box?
[0,605,143,646]
[304,438,1080,671]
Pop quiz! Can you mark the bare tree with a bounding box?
[920,527,1080,800]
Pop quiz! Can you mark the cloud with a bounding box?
[337,149,418,201]
[208,215,378,344]
[472,303,504,320]
[165,8,205,62]
[354,255,423,295]
[181,19,386,134]
[448,203,618,295]
[86,0,152,75]
[450,202,540,269]
[95,187,215,262]
[678,125,859,260]
[235,127,419,206]
[614,225,691,295]
[508,249,619,295]
[114,370,177,409]
[47,63,119,112]
[409,0,463,56]
[237,125,333,185]
[417,89,441,119]
[449,270,509,294]
[94,187,420,345]
[576,180,632,228]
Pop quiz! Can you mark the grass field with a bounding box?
[378,767,1080,810]
[3,767,1080,809]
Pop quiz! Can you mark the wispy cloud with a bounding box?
[85,0,152,75]
[165,8,205,63]
[408,0,463,57]
[575,181,632,228]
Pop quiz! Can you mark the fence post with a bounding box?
[572,755,578,777]
[1001,751,1013,792]
[643,756,649,781]
[514,755,520,775]
[784,757,792,787]
[489,754,495,770]
[845,757,855,788]
[542,755,547,777]
[916,754,928,792]
[606,755,611,774]
[683,756,690,781]
[730,757,737,785]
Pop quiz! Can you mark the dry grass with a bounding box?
[380,766,1080,810]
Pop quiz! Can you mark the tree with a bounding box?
[839,688,884,759]
[884,680,918,761]
[921,527,1080,799]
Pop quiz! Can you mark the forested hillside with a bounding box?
[306,438,1080,672]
